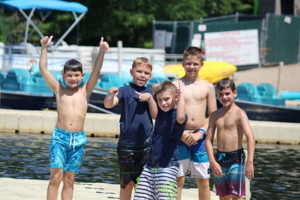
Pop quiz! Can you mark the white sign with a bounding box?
[191,34,202,47]
[165,32,173,47]
[204,29,259,66]
[198,24,207,32]
[154,30,166,49]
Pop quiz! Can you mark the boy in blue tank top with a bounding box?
[134,80,187,200]
[104,57,157,200]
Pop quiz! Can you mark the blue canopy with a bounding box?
[0,0,88,47]
[0,0,88,13]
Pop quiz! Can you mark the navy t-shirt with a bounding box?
[147,108,187,168]
[116,83,153,148]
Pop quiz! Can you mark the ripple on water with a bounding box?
[1,133,300,200]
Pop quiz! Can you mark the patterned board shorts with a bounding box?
[49,127,87,174]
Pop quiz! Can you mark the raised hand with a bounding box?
[40,36,53,48]
[100,37,109,52]
[177,79,184,94]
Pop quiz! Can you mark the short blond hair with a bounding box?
[132,57,152,71]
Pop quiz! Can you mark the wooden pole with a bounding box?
[94,87,108,92]
[118,41,123,77]
[277,62,284,94]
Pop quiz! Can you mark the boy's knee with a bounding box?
[49,175,62,186]
[196,178,210,188]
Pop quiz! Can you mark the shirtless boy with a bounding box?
[40,35,109,200]
[174,46,217,200]
[206,78,255,200]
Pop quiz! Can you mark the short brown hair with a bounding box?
[132,57,152,71]
[156,80,177,95]
[183,46,203,62]
[216,78,236,91]
[63,59,83,73]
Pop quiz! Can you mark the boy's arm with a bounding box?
[176,80,186,124]
[240,110,255,180]
[152,83,160,94]
[103,87,119,108]
[205,114,222,178]
[184,82,217,145]
[39,36,59,94]
[136,92,158,120]
[206,83,217,116]
[86,37,109,96]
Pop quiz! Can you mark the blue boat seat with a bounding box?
[1,68,32,92]
[237,82,285,106]
[236,82,262,102]
[256,83,285,106]
[122,70,132,85]
[30,64,39,76]
[0,72,6,85]
[97,74,125,90]
[257,83,278,98]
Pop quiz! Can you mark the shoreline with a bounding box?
[0,108,299,145]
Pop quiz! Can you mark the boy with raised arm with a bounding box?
[134,80,187,200]
[173,46,217,200]
[103,57,157,200]
[40,35,109,200]
[206,78,255,200]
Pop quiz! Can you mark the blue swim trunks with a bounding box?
[48,127,87,174]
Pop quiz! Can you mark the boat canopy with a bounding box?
[0,0,88,49]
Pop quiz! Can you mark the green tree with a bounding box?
[75,0,254,47]
[0,0,255,47]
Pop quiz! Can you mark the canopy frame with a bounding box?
[0,0,88,50]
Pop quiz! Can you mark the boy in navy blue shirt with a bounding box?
[134,80,187,200]
[104,57,157,200]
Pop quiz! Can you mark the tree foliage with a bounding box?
[0,0,254,47]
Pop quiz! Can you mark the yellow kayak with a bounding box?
[164,61,237,84]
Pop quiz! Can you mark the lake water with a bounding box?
[0,133,299,199]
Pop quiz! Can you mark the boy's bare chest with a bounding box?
[57,89,88,105]
[216,113,238,130]
[184,84,207,101]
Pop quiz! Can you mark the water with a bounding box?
[0,133,300,199]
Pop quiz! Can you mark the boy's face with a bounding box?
[156,90,178,112]
[217,87,237,107]
[182,55,203,77]
[130,64,152,87]
[62,70,84,89]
